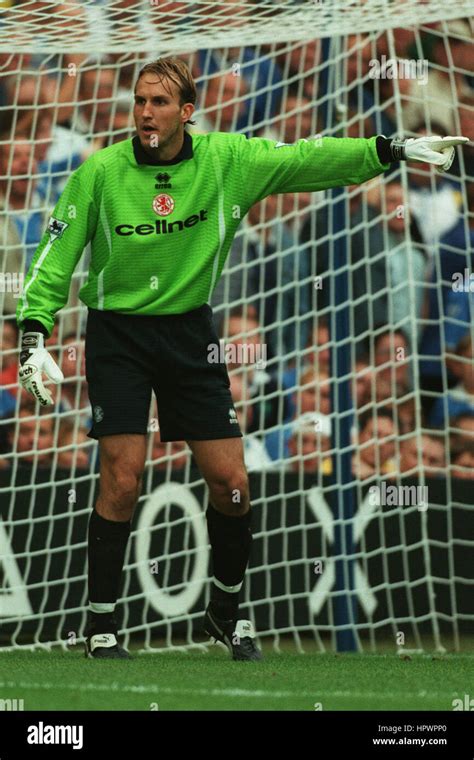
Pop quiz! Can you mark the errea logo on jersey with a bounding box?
[115,209,208,236]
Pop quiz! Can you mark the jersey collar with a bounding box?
[132,130,193,166]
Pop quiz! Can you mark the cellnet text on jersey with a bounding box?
[115,209,208,236]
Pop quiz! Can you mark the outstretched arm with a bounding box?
[376,135,469,173]
[234,132,469,206]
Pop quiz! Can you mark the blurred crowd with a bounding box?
[0,6,473,479]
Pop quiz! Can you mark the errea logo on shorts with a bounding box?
[93,405,104,423]
[229,408,238,424]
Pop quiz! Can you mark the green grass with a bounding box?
[1,645,473,711]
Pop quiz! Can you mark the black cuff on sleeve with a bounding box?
[376,136,395,165]
[22,319,49,338]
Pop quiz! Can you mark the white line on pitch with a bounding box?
[0,681,456,701]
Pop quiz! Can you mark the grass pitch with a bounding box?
[1,644,473,711]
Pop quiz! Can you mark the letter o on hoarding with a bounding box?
[135,483,208,616]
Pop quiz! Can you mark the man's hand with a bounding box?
[390,135,469,173]
[19,332,64,406]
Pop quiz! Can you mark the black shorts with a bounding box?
[85,304,242,442]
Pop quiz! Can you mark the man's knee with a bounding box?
[208,468,250,514]
[101,464,143,511]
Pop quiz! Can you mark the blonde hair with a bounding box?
[135,57,197,126]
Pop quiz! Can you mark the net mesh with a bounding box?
[0,0,473,653]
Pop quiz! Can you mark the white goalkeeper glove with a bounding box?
[19,332,64,406]
[389,135,469,173]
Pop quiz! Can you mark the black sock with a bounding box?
[87,508,131,629]
[206,503,252,620]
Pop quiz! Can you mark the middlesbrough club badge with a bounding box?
[152,193,175,216]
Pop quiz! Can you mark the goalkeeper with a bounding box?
[16,56,468,661]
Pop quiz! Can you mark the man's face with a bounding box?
[226,316,261,369]
[286,40,320,98]
[452,451,474,479]
[204,73,247,131]
[0,53,31,71]
[288,430,330,472]
[423,437,445,472]
[58,431,90,470]
[434,37,472,72]
[453,416,474,447]
[81,70,115,132]
[397,399,415,435]
[10,413,53,465]
[354,361,374,406]
[375,332,409,387]
[346,34,373,81]
[400,435,445,474]
[282,97,313,144]
[134,75,192,150]
[247,194,279,229]
[359,417,395,467]
[300,376,331,415]
[227,316,259,340]
[0,140,37,201]
[400,438,418,473]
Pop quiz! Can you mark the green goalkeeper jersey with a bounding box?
[17,130,389,336]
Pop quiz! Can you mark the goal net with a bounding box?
[1,0,473,654]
